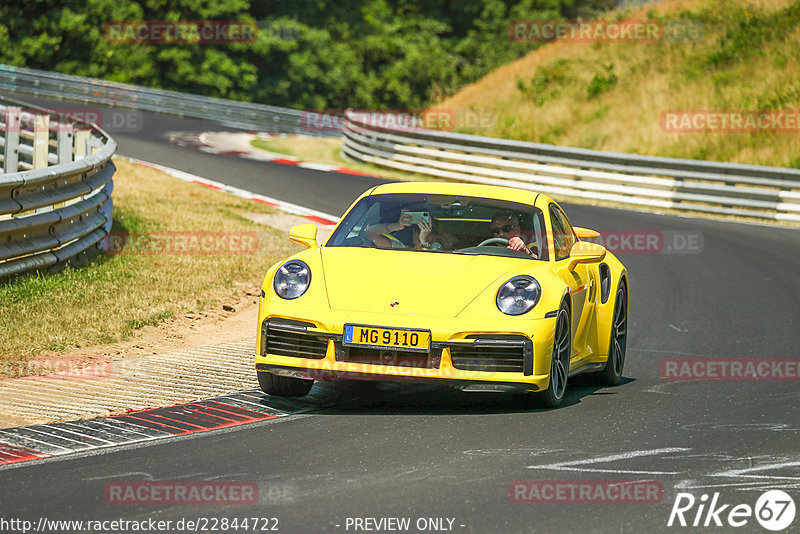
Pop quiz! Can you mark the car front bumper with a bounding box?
[255,307,560,392]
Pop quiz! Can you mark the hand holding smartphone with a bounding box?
[405,211,430,225]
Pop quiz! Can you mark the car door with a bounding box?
[549,204,594,362]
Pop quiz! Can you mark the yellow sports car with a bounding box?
[255,182,628,407]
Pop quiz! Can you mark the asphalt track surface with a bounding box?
[2,93,800,533]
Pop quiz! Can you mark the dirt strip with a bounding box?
[0,332,258,430]
[0,212,329,430]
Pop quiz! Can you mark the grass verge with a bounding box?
[0,157,300,368]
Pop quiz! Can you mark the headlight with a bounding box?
[274,260,311,299]
[496,276,541,316]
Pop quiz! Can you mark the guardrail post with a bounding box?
[74,130,90,159]
[89,136,103,155]
[51,121,75,210]
[24,113,52,215]
[57,122,74,164]
[3,107,20,173]
[33,114,50,170]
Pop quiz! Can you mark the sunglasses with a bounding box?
[491,224,518,235]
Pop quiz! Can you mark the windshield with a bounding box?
[327,193,549,260]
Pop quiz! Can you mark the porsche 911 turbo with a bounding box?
[255,182,628,407]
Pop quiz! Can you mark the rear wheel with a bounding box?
[593,283,627,386]
[257,371,314,397]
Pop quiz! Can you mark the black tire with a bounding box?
[538,301,572,407]
[512,300,571,409]
[593,283,628,386]
[257,371,314,397]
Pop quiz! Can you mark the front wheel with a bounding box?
[512,300,571,409]
[538,302,571,407]
[257,371,314,397]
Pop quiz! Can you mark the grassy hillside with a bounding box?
[434,0,800,168]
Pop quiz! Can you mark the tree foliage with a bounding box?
[0,0,614,109]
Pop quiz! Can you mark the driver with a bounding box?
[488,212,538,258]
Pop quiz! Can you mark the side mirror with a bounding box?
[289,224,318,249]
[574,226,601,239]
[568,241,606,271]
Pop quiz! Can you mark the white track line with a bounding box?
[118,155,341,225]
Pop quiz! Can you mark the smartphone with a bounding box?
[406,211,430,224]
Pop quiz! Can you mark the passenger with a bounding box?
[416,218,455,250]
[366,211,452,250]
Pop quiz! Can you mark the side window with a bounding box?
[557,206,576,252]
[557,206,577,254]
[531,210,549,261]
[549,204,575,260]
[550,206,567,260]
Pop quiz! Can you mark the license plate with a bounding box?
[343,324,430,353]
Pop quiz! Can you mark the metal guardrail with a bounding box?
[342,111,800,223]
[0,64,337,137]
[0,94,116,280]
[5,65,799,225]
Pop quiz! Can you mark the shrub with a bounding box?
[586,63,618,99]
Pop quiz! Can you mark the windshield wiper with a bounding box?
[453,246,535,258]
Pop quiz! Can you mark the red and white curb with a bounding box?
[0,380,380,468]
[0,391,285,466]
[120,156,341,227]
[170,131,373,177]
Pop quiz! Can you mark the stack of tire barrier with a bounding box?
[0,95,116,279]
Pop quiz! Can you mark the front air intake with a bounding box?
[262,319,328,359]
[449,335,531,374]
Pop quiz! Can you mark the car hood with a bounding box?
[319,247,536,317]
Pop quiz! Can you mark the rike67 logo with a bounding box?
[668,490,795,531]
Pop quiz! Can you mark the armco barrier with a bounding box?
[0,94,116,279]
[342,110,800,222]
[0,64,336,137]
